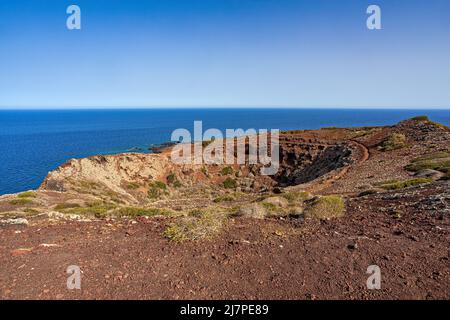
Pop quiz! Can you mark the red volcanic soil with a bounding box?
[1,182,448,300]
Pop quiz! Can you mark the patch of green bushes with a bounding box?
[378,178,433,190]
[223,178,237,189]
[405,152,450,174]
[17,191,36,198]
[213,195,235,203]
[9,198,33,205]
[60,201,116,218]
[115,206,172,218]
[54,203,81,210]
[167,173,182,188]
[379,133,407,151]
[220,166,233,176]
[148,181,168,199]
[411,115,429,121]
[126,182,141,190]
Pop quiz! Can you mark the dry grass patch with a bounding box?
[148,181,168,199]
[379,133,407,151]
[17,191,36,198]
[9,198,33,205]
[163,209,225,242]
[378,178,433,190]
[58,201,116,218]
[405,152,450,175]
[115,206,173,218]
[303,195,345,220]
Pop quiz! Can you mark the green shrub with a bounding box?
[261,202,278,212]
[9,198,33,205]
[17,191,36,198]
[378,178,433,190]
[126,182,141,190]
[166,173,176,184]
[223,178,237,189]
[23,208,39,214]
[405,152,450,173]
[411,116,429,121]
[213,195,235,203]
[220,166,233,176]
[148,181,168,199]
[54,203,81,211]
[61,202,116,218]
[379,133,407,151]
[115,206,172,218]
[166,173,182,188]
[303,196,345,220]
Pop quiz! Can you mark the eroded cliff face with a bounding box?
[40,153,173,199]
[37,135,357,206]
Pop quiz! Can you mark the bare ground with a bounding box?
[1,181,448,300]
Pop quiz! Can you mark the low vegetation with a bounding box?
[126,182,141,190]
[148,181,168,199]
[213,194,235,203]
[220,166,233,176]
[54,203,81,210]
[280,191,310,203]
[163,209,225,242]
[411,116,450,131]
[17,191,36,198]
[166,173,182,188]
[411,115,429,121]
[379,133,407,151]
[223,177,237,189]
[303,195,345,220]
[405,152,450,176]
[9,191,36,205]
[57,201,116,218]
[378,178,433,190]
[9,198,33,205]
[115,206,173,218]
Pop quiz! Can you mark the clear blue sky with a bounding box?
[0,0,449,108]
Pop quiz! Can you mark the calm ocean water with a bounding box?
[1,108,449,195]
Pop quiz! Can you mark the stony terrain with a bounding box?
[0,116,449,300]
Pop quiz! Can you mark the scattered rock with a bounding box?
[1,218,29,225]
[262,196,289,208]
[237,203,267,219]
[414,169,443,180]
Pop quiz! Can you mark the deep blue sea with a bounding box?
[1,108,449,195]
